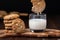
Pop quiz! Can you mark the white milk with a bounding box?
[29,19,46,30]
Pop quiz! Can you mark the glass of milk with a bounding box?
[29,13,46,32]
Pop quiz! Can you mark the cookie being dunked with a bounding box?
[31,0,46,14]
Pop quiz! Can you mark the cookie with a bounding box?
[31,0,46,13]
[4,23,13,27]
[12,18,25,33]
[31,0,44,5]
[4,20,12,24]
[5,27,12,30]
[4,13,19,20]
[31,0,40,5]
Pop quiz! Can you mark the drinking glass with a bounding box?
[29,13,47,32]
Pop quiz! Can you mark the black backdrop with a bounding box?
[0,0,32,13]
[0,0,60,14]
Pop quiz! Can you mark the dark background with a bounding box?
[0,0,60,14]
[0,0,32,13]
[0,0,60,15]
[0,0,60,29]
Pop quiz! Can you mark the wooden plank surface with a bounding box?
[0,29,60,37]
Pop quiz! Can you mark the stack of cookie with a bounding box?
[3,13,25,33]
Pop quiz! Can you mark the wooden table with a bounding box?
[0,29,60,40]
[0,36,60,40]
[0,29,60,37]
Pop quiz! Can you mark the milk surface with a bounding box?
[29,19,46,30]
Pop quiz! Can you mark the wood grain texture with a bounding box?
[0,29,60,38]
